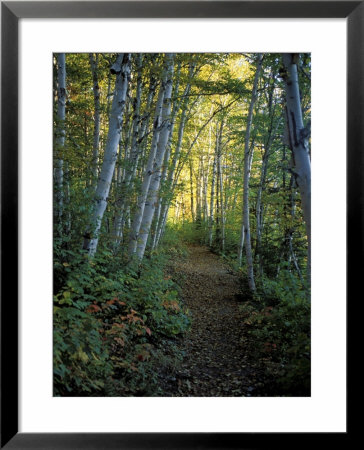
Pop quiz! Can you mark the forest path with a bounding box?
[163,244,265,397]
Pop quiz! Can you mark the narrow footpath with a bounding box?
[161,244,268,397]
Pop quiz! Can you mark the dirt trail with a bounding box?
[163,244,265,397]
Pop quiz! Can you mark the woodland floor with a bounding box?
[159,244,275,397]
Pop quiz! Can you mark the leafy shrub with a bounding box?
[160,225,189,258]
[53,244,190,396]
[53,306,112,395]
[169,221,207,246]
[240,270,310,396]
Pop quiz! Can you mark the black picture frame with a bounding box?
[1,1,357,448]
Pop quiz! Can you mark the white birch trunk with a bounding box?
[128,57,170,256]
[215,120,224,249]
[196,157,203,225]
[89,53,101,184]
[208,142,217,247]
[150,64,184,249]
[282,53,311,275]
[289,189,305,284]
[113,54,144,245]
[219,155,225,253]
[136,53,175,260]
[240,54,263,291]
[83,53,131,256]
[54,53,66,220]
[203,138,212,224]
[155,74,193,246]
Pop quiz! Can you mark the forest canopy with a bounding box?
[53,53,311,397]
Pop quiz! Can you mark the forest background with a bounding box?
[53,52,311,397]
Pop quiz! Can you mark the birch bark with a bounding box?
[54,53,66,221]
[215,119,224,250]
[202,155,210,223]
[136,53,175,260]
[154,64,195,246]
[219,153,225,253]
[150,64,183,249]
[208,137,218,247]
[189,159,195,222]
[240,54,263,291]
[128,55,171,256]
[282,53,311,274]
[89,53,101,184]
[83,53,131,256]
[113,54,144,245]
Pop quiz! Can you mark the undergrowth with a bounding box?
[53,232,190,396]
[240,269,310,396]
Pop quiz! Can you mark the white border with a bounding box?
[19,18,346,432]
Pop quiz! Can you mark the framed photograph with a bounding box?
[1,1,356,448]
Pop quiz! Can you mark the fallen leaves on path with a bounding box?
[159,244,273,397]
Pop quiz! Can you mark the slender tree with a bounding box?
[89,53,101,185]
[154,62,196,246]
[282,53,311,275]
[239,53,263,291]
[136,53,175,260]
[83,53,131,256]
[113,53,144,245]
[128,55,171,256]
[54,53,66,222]
[215,119,225,250]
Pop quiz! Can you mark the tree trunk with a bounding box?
[195,156,203,226]
[83,54,131,256]
[219,153,225,253]
[129,54,174,257]
[136,54,175,260]
[89,53,101,185]
[282,53,311,276]
[215,119,224,250]
[155,64,195,245]
[255,118,281,271]
[113,54,144,246]
[240,53,263,291]
[208,146,217,247]
[54,53,66,222]
[189,159,195,222]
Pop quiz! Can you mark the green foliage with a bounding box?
[240,270,310,395]
[159,225,189,259]
[123,254,190,338]
[53,243,190,396]
[53,306,112,395]
[53,52,311,397]
[169,221,207,246]
[259,265,308,306]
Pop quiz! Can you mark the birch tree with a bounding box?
[150,61,183,249]
[128,55,171,256]
[83,53,131,256]
[136,53,175,260]
[239,53,263,291]
[113,53,144,245]
[54,51,311,296]
[282,53,311,274]
[208,149,217,247]
[54,53,66,222]
[154,63,196,246]
[214,119,225,251]
[255,102,282,271]
[89,53,101,185]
